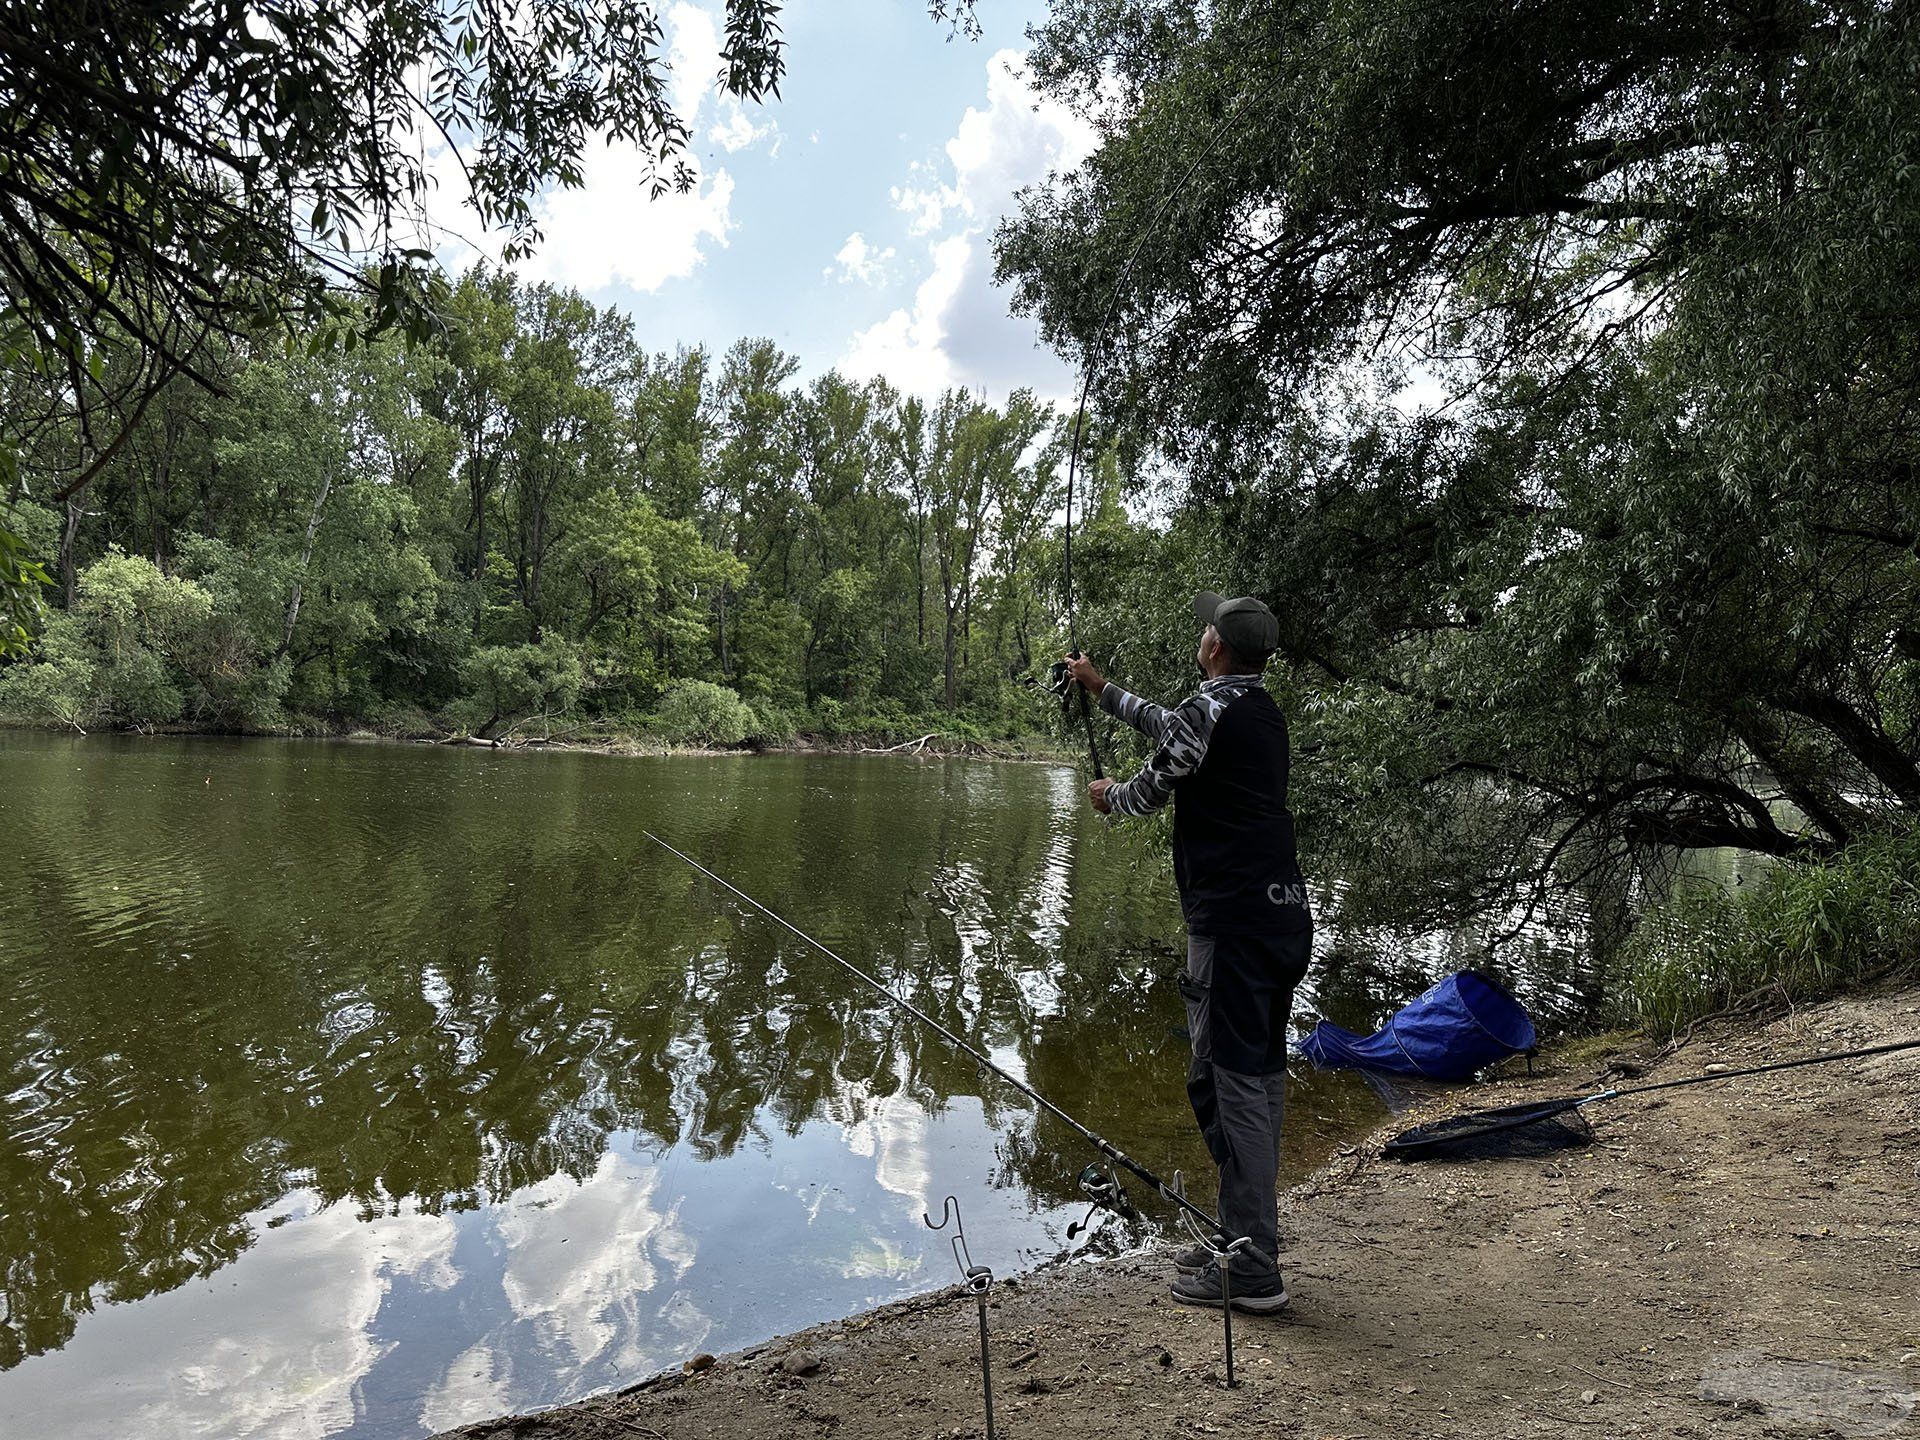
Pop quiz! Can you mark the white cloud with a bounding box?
[843,234,973,396]
[891,168,953,238]
[709,101,777,155]
[0,1196,457,1440]
[827,231,896,285]
[408,2,738,294]
[521,162,735,294]
[664,2,719,120]
[889,52,1095,237]
[845,50,1097,399]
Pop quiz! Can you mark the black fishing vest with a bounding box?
[1172,686,1311,936]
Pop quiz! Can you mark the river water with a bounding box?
[0,730,1600,1439]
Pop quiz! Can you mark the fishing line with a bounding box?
[1052,77,1273,783]
[644,829,1271,1264]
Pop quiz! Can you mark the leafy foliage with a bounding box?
[650,678,758,746]
[1622,830,1920,1035]
[0,502,52,655]
[0,613,91,729]
[1003,0,1920,929]
[0,274,1068,747]
[1,0,788,379]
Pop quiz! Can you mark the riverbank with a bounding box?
[436,986,1920,1440]
[0,715,1076,764]
[464,727,1074,764]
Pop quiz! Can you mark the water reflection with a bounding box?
[0,731,1594,1438]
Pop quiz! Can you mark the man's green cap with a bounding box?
[1194,590,1279,660]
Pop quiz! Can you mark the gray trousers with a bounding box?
[1183,935,1286,1276]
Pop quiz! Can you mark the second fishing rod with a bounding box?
[644,830,1272,1269]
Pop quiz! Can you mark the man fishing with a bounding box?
[1063,591,1311,1314]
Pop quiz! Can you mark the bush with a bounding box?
[0,614,96,729]
[748,701,800,745]
[100,649,185,725]
[807,696,845,738]
[458,638,585,737]
[360,699,440,739]
[650,679,757,746]
[939,713,987,744]
[78,549,213,659]
[61,549,228,725]
[850,697,912,738]
[1620,828,1920,1035]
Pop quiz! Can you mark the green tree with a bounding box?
[925,389,1050,709]
[710,339,801,677]
[630,347,716,524]
[1003,0,1920,925]
[499,287,632,642]
[459,639,586,739]
[550,489,743,705]
[875,386,934,650]
[420,270,518,583]
[0,1,979,642]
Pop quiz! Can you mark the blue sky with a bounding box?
[428,1,1091,402]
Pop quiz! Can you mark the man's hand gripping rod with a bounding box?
[1045,653,1105,779]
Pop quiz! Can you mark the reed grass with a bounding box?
[1620,827,1920,1036]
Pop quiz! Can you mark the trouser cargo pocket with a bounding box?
[1186,1056,1233,1167]
[1181,936,1231,1165]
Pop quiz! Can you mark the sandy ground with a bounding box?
[438,989,1920,1440]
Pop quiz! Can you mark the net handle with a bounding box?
[1458,1036,1920,1128]
[1605,1036,1920,1101]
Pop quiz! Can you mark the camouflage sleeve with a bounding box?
[1104,693,1212,819]
[1098,682,1172,743]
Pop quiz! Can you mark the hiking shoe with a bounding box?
[1172,1243,1212,1276]
[1170,1262,1290,1314]
[1174,1238,1289,1276]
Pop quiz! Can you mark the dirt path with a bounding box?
[438,989,1920,1440]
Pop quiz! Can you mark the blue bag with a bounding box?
[1298,970,1536,1081]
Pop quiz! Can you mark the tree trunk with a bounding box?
[943,608,958,710]
[935,529,957,709]
[913,508,926,648]
[1780,690,1920,809]
[960,569,972,680]
[277,470,334,661]
[151,438,173,568]
[60,497,81,609]
[471,455,490,581]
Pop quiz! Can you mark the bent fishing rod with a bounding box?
[644,829,1267,1265]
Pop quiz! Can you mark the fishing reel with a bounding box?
[1065,1160,1137,1241]
[1044,655,1077,705]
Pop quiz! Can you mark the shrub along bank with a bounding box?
[0,549,1069,752]
[1619,826,1920,1036]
